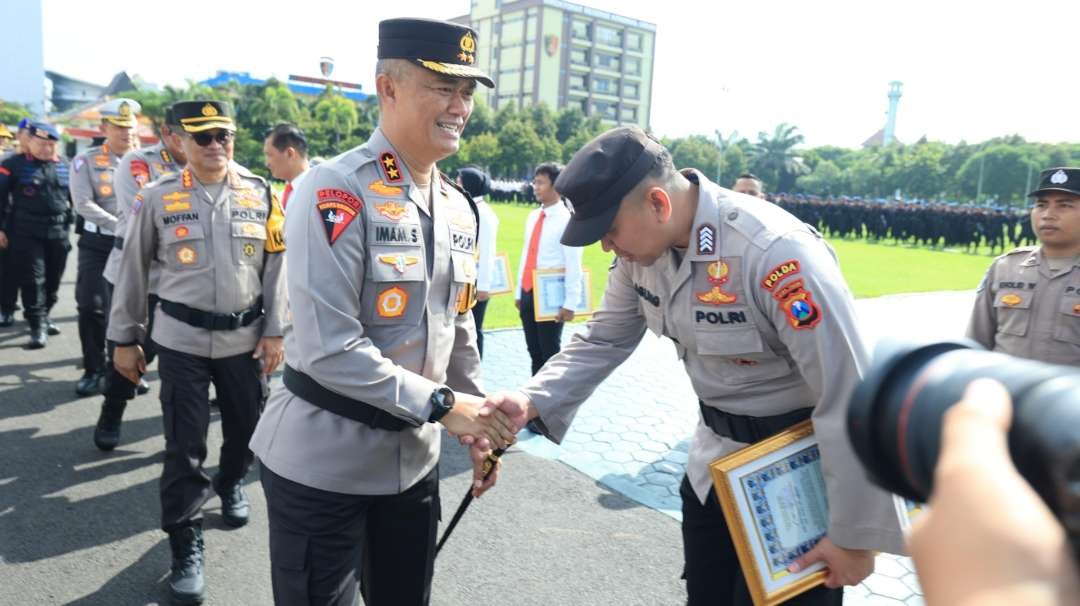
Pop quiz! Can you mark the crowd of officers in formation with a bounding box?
[1,15,1079,605]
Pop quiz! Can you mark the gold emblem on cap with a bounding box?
[201,103,219,117]
[460,32,476,53]
[119,101,132,117]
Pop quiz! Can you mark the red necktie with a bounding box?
[282,182,293,210]
[521,210,545,292]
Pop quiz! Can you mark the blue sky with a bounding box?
[42,0,1080,148]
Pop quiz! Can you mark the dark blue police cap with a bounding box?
[29,122,60,141]
[457,166,490,198]
[378,18,494,88]
[1029,167,1080,197]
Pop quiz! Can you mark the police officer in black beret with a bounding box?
[0,122,73,348]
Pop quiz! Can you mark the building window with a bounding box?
[595,52,621,72]
[593,101,617,120]
[524,42,536,65]
[522,67,535,93]
[622,82,639,99]
[596,24,622,47]
[593,76,616,94]
[625,56,641,75]
[571,20,590,40]
[626,31,643,51]
[498,69,522,93]
[620,106,637,122]
[526,16,537,39]
[500,45,522,66]
[570,48,590,65]
[569,74,588,91]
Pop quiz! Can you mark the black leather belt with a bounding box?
[283,365,415,431]
[699,402,812,443]
[159,297,263,331]
[113,236,124,250]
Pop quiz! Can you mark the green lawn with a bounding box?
[480,202,994,329]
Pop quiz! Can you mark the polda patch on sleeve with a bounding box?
[760,260,800,291]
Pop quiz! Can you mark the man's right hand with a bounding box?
[0,230,8,250]
[113,344,146,386]
[438,396,518,450]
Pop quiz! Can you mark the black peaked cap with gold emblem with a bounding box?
[378,18,495,88]
[171,100,236,133]
[1029,167,1080,197]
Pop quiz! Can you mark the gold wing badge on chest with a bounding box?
[377,253,420,274]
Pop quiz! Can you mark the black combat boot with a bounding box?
[167,525,205,605]
[0,311,14,327]
[93,398,127,451]
[76,370,104,397]
[44,316,60,335]
[136,378,151,395]
[213,475,250,528]
[27,320,47,349]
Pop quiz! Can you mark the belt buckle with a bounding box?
[228,310,245,330]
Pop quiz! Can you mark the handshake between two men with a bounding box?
[437,391,537,498]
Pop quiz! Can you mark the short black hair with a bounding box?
[534,161,563,183]
[265,123,308,158]
[737,173,762,183]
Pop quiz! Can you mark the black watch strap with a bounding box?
[428,387,455,423]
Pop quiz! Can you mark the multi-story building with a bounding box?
[452,0,656,130]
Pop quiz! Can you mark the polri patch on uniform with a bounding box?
[696,224,716,256]
[177,246,197,265]
[130,159,150,186]
[376,286,408,318]
[379,152,403,183]
[761,260,800,291]
[316,188,363,245]
[450,229,476,253]
[772,278,821,330]
[368,180,404,196]
[696,260,737,305]
[374,201,409,221]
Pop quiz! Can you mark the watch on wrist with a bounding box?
[428,386,455,423]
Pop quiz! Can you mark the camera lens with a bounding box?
[846,339,1080,510]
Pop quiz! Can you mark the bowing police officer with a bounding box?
[479,126,906,605]
[0,121,73,349]
[92,107,186,450]
[967,167,1080,366]
[71,98,141,396]
[108,100,287,605]
[248,18,515,606]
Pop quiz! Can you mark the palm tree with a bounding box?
[714,129,743,186]
[751,123,809,193]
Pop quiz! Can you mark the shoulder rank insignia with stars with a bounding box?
[379,152,403,183]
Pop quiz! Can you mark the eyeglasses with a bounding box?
[188,131,235,147]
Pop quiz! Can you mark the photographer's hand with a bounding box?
[909,379,1080,606]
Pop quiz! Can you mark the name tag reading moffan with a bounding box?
[163,212,199,226]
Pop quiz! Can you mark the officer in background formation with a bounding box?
[108,100,287,605]
[731,172,765,199]
[0,122,73,349]
[249,18,515,606]
[479,126,904,605]
[92,108,186,450]
[967,167,1080,366]
[0,119,32,326]
[70,98,141,396]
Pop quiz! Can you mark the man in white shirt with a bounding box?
[263,123,309,213]
[515,162,584,375]
[458,166,499,357]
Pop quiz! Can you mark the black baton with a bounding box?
[436,447,505,555]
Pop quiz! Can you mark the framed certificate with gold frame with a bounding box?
[531,267,592,322]
[488,253,513,296]
[708,420,829,606]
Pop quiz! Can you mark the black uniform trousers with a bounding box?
[155,343,265,532]
[260,462,441,606]
[470,298,489,358]
[101,281,159,400]
[10,234,70,323]
[0,246,19,314]
[518,293,564,375]
[76,232,114,374]
[680,477,842,606]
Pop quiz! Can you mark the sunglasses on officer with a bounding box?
[186,130,235,147]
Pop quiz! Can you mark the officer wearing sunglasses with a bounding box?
[107,100,288,605]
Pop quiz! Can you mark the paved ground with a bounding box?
[0,255,976,605]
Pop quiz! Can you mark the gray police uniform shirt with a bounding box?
[106,166,288,357]
[70,143,122,235]
[249,127,483,496]
[521,170,904,555]
[967,246,1080,365]
[104,143,181,288]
